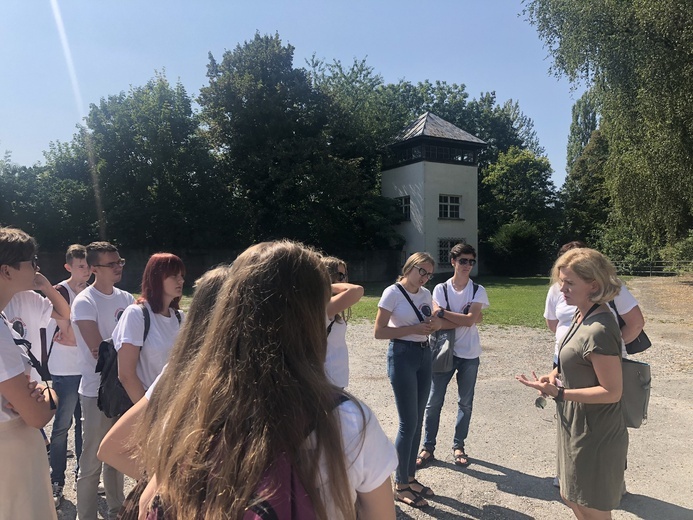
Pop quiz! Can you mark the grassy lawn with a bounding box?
[351,276,551,328]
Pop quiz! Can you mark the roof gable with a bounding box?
[395,112,486,146]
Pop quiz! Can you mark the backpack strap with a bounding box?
[137,303,151,347]
[173,308,182,324]
[327,318,336,336]
[46,283,72,366]
[11,336,56,410]
[608,300,627,328]
[395,283,425,322]
[472,282,479,299]
[442,283,451,311]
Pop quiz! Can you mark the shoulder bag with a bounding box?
[608,300,651,354]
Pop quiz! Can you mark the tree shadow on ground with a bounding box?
[396,496,534,520]
[619,492,693,520]
[437,457,561,503]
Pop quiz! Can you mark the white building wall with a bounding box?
[382,160,479,274]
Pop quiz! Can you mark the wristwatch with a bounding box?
[436,309,445,319]
[554,386,565,402]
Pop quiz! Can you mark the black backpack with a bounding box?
[96,304,180,418]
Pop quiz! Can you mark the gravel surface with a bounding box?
[50,276,692,519]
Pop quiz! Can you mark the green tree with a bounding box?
[525,0,693,248]
[86,73,230,249]
[481,146,559,246]
[200,34,402,250]
[565,90,598,172]
[561,129,610,244]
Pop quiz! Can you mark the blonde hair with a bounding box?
[322,256,350,323]
[398,252,435,282]
[551,248,622,304]
[137,241,358,519]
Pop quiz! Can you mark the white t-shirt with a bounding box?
[377,284,433,342]
[544,282,638,361]
[46,280,80,377]
[325,317,349,388]
[433,279,489,359]
[72,285,134,397]
[314,399,398,518]
[144,370,397,519]
[0,314,32,423]
[112,302,184,390]
[3,291,53,382]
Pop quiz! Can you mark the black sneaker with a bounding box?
[52,483,63,508]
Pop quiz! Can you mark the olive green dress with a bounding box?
[557,311,628,511]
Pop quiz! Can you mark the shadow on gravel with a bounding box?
[619,493,693,520]
[396,490,535,519]
[440,458,561,503]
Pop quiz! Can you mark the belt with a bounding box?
[393,339,430,349]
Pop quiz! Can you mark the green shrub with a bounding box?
[488,220,547,276]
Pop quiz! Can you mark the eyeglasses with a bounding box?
[337,271,347,282]
[457,258,477,266]
[413,265,434,279]
[94,259,126,269]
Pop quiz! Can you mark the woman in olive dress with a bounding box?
[517,247,628,519]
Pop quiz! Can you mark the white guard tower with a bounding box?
[381,112,486,273]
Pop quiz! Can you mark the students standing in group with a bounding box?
[113,253,185,403]
[322,256,363,389]
[417,243,489,469]
[375,252,440,509]
[518,248,628,519]
[48,244,92,507]
[0,227,58,519]
[72,242,134,520]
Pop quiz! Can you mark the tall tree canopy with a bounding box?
[525,0,693,248]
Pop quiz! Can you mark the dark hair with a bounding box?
[86,241,118,267]
[0,227,37,267]
[139,253,186,313]
[558,240,587,258]
[450,242,476,259]
[65,244,86,264]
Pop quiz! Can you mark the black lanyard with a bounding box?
[557,303,600,374]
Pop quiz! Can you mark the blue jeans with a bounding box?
[387,340,432,484]
[49,375,83,486]
[423,356,480,453]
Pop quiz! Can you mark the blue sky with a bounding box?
[1,0,581,186]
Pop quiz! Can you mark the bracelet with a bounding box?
[553,386,565,402]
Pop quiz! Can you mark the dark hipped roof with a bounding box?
[394,112,486,146]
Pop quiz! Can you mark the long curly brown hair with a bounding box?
[137,241,358,519]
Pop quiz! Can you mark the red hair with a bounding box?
[139,253,186,313]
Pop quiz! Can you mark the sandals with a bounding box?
[415,449,435,468]
[408,478,434,497]
[394,486,428,509]
[454,449,471,467]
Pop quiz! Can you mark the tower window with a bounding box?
[439,195,461,219]
[396,196,411,221]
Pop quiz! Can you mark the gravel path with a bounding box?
[51,276,692,519]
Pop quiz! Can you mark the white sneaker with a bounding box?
[52,483,63,508]
[553,476,560,488]
[66,449,74,458]
[97,482,106,495]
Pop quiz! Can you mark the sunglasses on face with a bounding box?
[29,256,39,270]
[337,271,347,282]
[413,265,434,279]
[457,258,477,266]
[94,258,126,269]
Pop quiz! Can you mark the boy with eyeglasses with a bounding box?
[416,243,489,469]
[47,244,91,507]
[72,241,134,520]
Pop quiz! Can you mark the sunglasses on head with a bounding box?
[457,258,477,266]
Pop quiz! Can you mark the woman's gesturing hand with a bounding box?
[515,371,558,398]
